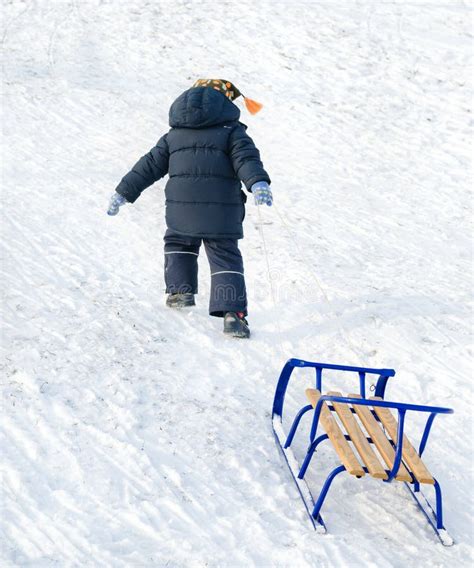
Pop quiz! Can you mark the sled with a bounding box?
[272,358,454,545]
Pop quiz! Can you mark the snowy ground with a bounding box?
[1,0,473,566]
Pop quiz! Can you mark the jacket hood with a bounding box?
[169,87,240,128]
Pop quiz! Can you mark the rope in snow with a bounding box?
[269,202,365,362]
[256,205,277,306]
[255,204,287,360]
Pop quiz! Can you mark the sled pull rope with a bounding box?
[256,204,287,360]
[271,203,362,360]
[256,204,277,306]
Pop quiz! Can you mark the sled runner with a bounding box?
[272,359,454,545]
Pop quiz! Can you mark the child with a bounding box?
[107,79,272,338]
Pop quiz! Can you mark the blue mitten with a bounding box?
[107,192,128,216]
[251,181,273,206]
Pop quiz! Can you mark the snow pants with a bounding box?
[164,229,248,317]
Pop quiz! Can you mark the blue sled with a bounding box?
[272,358,454,546]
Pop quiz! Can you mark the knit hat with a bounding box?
[192,79,263,115]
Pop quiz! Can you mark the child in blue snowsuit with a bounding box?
[108,79,272,338]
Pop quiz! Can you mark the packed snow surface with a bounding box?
[1,0,473,566]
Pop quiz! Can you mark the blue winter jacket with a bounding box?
[115,87,271,239]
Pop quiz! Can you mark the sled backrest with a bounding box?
[272,358,396,421]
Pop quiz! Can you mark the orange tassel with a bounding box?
[244,97,263,115]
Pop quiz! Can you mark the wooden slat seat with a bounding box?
[327,391,387,479]
[305,390,434,485]
[370,396,435,485]
[305,389,365,477]
[348,394,412,482]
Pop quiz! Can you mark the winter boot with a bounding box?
[223,311,250,338]
[166,293,196,308]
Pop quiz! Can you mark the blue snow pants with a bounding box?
[164,230,248,317]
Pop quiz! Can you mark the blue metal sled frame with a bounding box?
[272,358,454,545]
